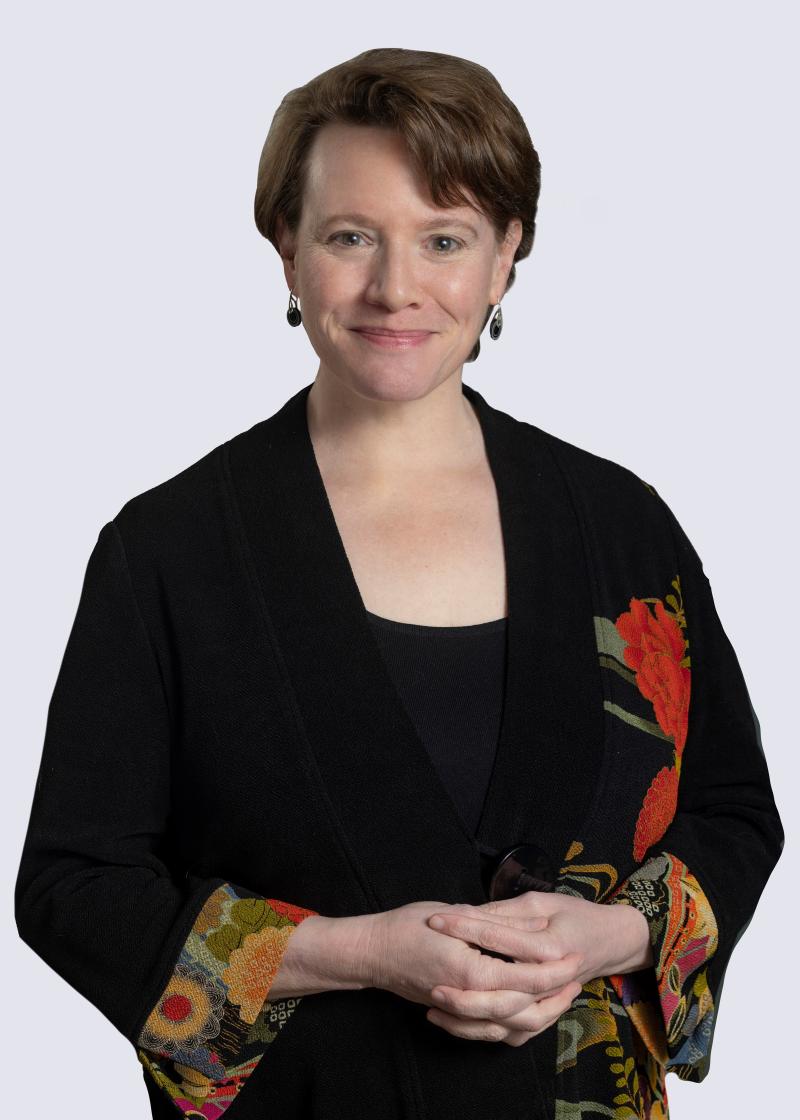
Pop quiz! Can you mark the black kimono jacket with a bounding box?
[15,381,783,1120]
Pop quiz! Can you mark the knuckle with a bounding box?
[441,992,460,1014]
[464,958,487,990]
[496,995,520,1019]
[484,1023,507,1043]
[529,971,548,996]
[477,924,502,951]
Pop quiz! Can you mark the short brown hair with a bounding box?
[254,48,541,294]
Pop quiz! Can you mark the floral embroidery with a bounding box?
[136,883,318,1117]
[609,854,718,1076]
[615,585,690,754]
[554,846,719,1119]
[603,577,690,860]
[553,577,719,1118]
[619,585,687,861]
[633,765,680,863]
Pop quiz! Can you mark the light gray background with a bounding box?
[4,2,796,1116]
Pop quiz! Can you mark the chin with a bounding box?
[335,364,457,405]
[323,341,463,404]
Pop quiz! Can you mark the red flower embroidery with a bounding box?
[615,597,690,755]
[614,584,690,861]
[633,764,680,861]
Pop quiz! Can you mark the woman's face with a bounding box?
[277,122,523,404]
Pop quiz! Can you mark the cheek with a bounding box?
[303,256,362,311]
[436,263,492,318]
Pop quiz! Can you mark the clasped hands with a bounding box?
[369,890,652,1048]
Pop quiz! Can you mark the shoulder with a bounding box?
[540,422,662,507]
[495,397,667,522]
[487,398,700,581]
[520,412,703,581]
[111,440,225,547]
[109,403,280,541]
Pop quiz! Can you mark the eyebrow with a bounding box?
[318,212,479,237]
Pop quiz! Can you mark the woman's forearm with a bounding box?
[268,913,377,1000]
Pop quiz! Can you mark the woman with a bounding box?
[15,47,782,1120]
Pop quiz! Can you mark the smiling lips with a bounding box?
[352,327,433,348]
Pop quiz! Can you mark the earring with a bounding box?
[287,289,302,327]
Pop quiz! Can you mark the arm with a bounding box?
[267,912,376,999]
[13,521,324,1115]
[607,492,784,1081]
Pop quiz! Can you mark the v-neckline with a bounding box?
[226,377,605,908]
[298,380,517,846]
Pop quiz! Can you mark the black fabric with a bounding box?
[13,380,783,1119]
[365,611,508,838]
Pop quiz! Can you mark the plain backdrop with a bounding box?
[3,2,796,1117]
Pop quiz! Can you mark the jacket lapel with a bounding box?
[462,384,606,869]
[226,380,606,911]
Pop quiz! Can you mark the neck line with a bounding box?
[365,609,508,633]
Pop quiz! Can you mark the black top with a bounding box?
[365,609,508,837]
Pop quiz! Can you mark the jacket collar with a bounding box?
[226,380,605,909]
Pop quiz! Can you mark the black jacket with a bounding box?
[15,381,783,1119]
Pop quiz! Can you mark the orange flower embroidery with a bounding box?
[615,595,690,755]
[632,764,679,861]
[222,923,296,1025]
[615,581,690,861]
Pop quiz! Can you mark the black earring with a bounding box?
[287,289,302,327]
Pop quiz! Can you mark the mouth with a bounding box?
[351,328,434,349]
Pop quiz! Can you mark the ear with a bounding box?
[275,214,299,296]
[490,217,523,304]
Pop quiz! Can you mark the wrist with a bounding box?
[269,914,374,1000]
[612,901,655,974]
[323,913,377,990]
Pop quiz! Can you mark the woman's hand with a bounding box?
[420,891,652,1042]
[363,899,584,1045]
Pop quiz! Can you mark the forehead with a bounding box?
[302,121,484,226]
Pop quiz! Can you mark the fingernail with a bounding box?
[429,916,445,929]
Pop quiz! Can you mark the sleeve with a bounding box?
[14,520,319,1116]
[606,491,784,1083]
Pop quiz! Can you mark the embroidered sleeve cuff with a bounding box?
[607,851,719,1080]
[135,883,318,1116]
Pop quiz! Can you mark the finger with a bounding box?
[428,912,562,962]
[426,981,582,1043]
[484,952,584,998]
[426,1006,513,1043]
[514,980,583,1034]
[432,909,549,933]
[475,892,560,919]
[431,963,580,1020]
[430,985,541,1022]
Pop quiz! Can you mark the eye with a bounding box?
[428,235,463,254]
[330,231,368,248]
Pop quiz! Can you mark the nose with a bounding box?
[364,240,422,311]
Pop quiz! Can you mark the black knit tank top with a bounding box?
[365,610,508,837]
